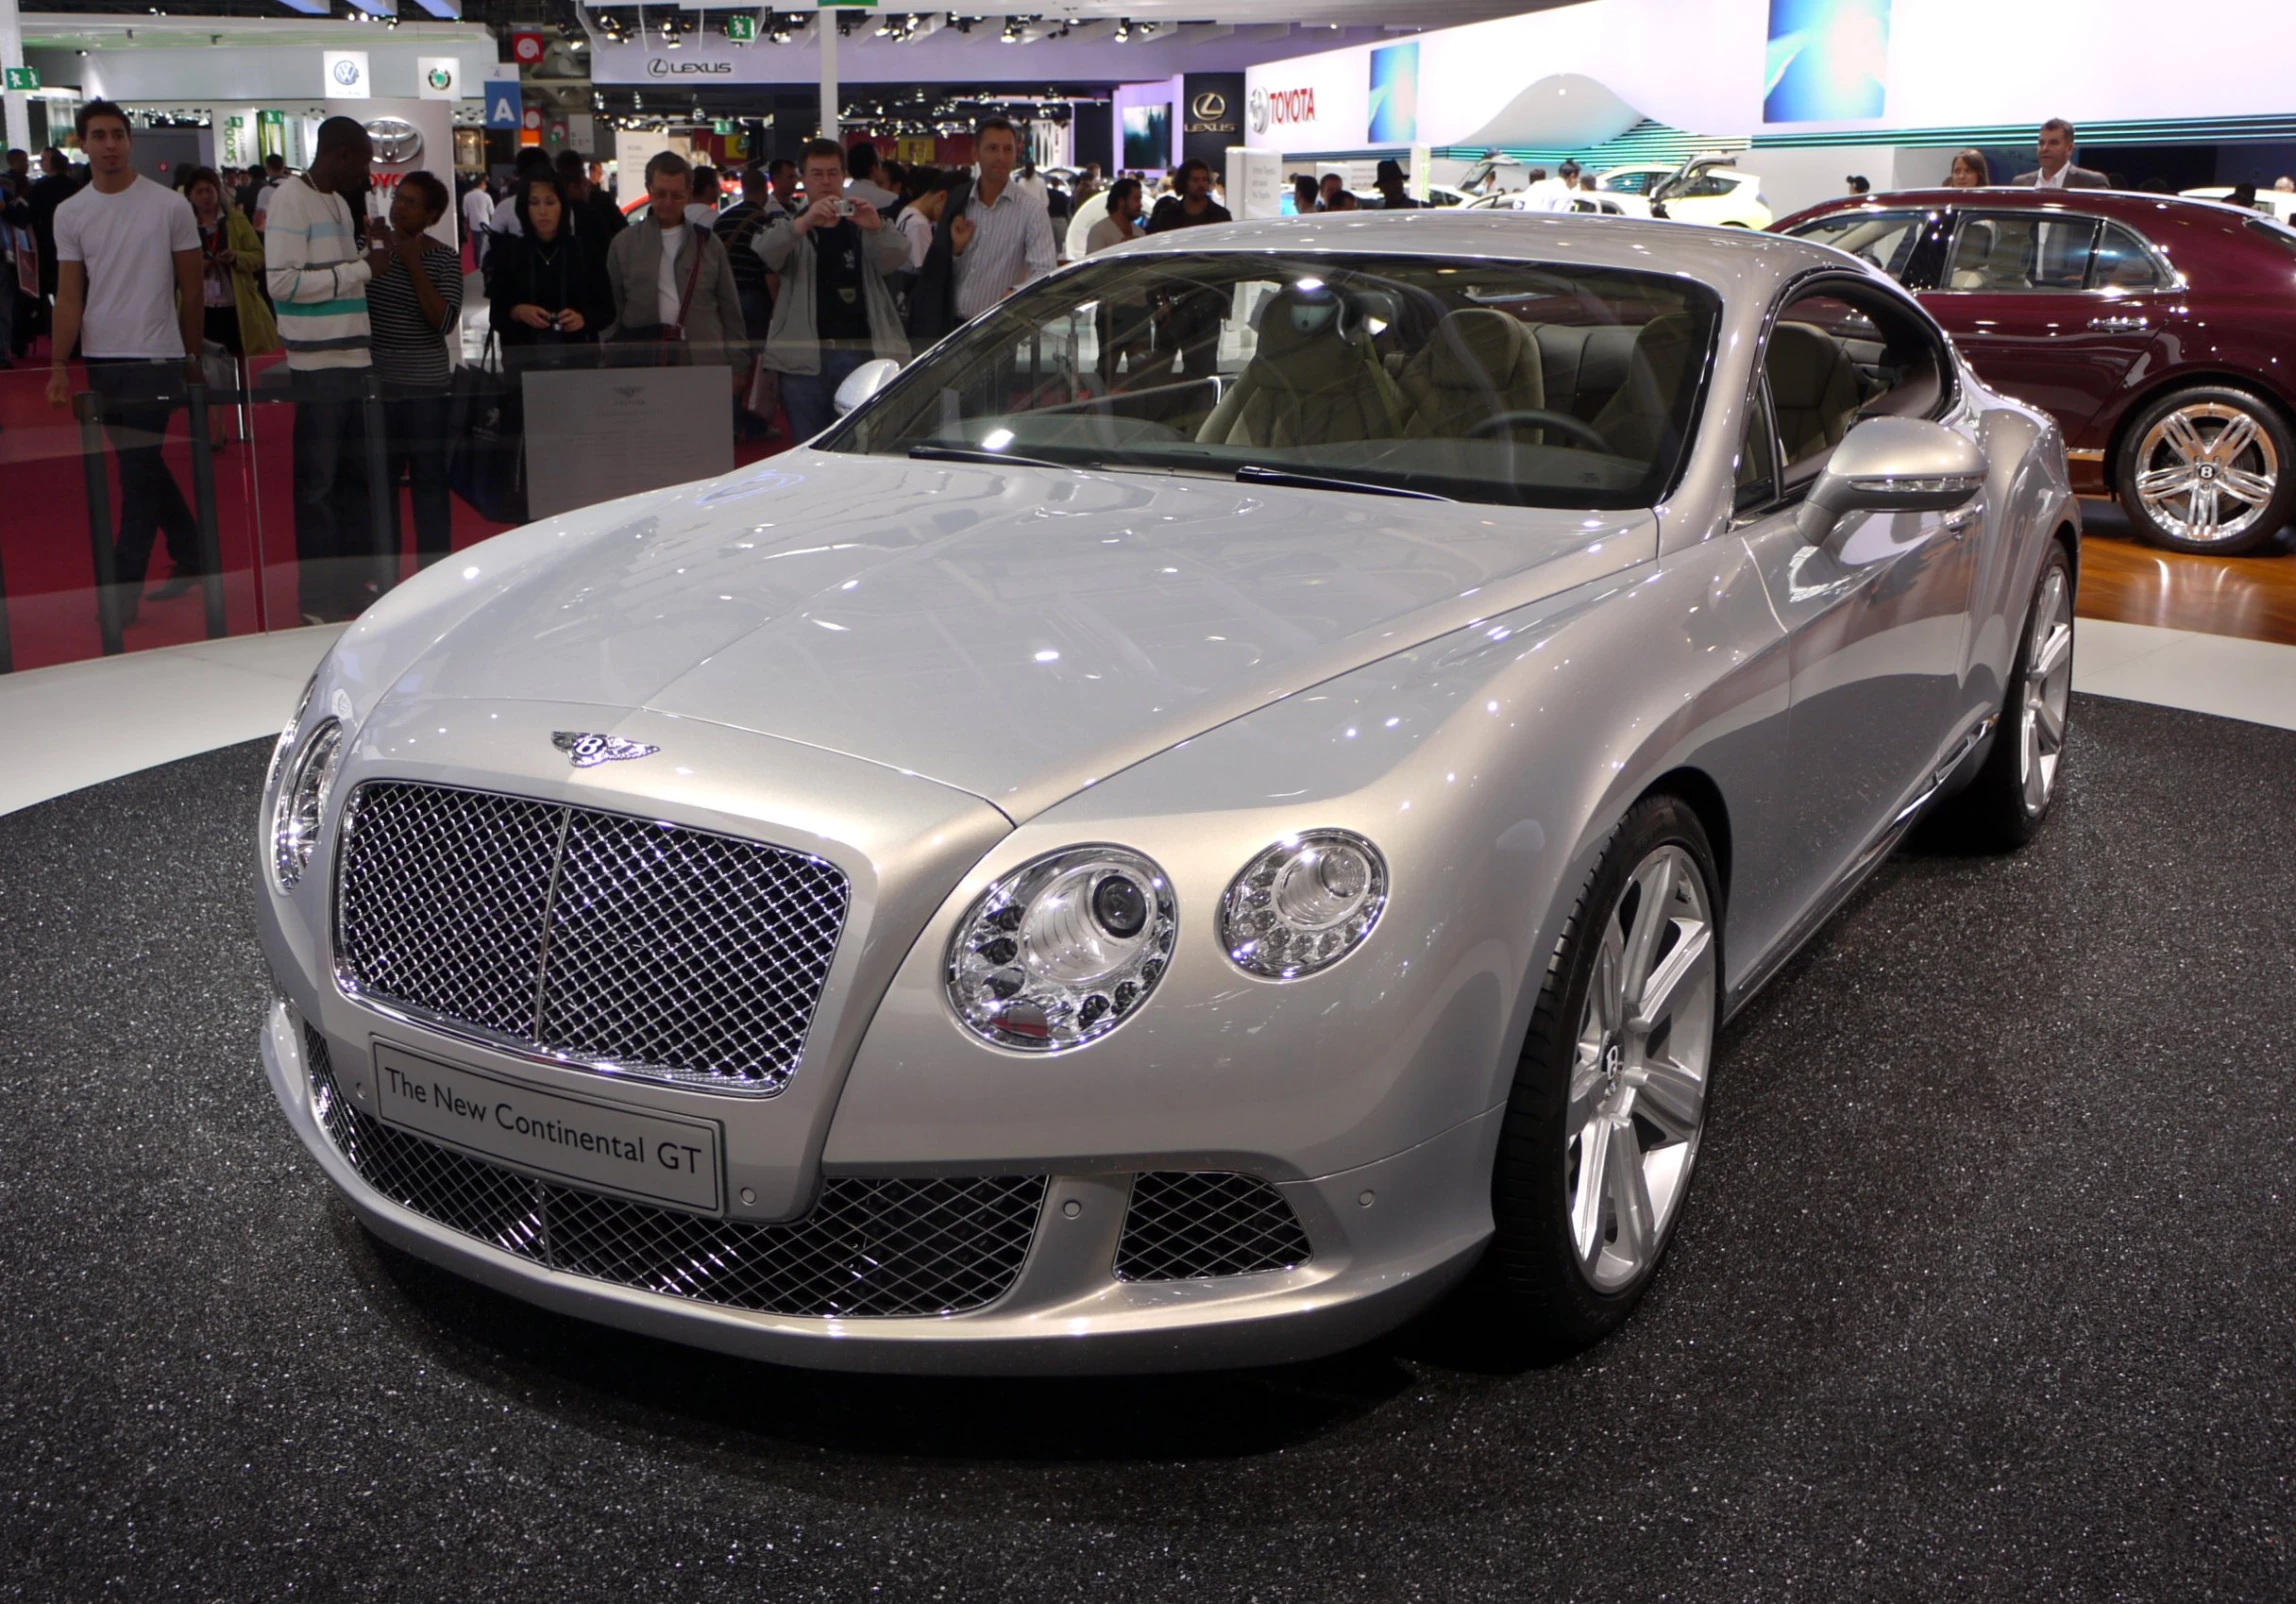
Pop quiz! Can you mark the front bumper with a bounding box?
[263,1004,1497,1374]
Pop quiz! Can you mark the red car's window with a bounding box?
[2086,223,2168,291]
[1943,212,2101,292]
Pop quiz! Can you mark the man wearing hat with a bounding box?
[1374,159,1421,210]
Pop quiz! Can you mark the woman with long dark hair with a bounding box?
[485,173,613,348]
[1947,149,1992,188]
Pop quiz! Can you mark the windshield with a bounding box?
[823,252,1720,510]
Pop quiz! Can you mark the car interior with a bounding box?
[839,259,1729,508]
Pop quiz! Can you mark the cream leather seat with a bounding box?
[1765,321,1865,464]
[1395,309,1547,440]
[1588,313,1704,462]
[1196,286,1405,449]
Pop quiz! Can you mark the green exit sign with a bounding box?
[3,66,39,92]
[724,13,756,41]
[712,119,734,135]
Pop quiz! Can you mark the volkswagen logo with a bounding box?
[364,117,422,165]
[331,57,363,88]
[1191,90,1227,121]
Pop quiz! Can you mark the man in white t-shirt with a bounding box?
[45,100,207,619]
[461,178,495,269]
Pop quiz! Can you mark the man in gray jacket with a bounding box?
[2014,120,2110,189]
[605,150,747,377]
[757,139,911,442]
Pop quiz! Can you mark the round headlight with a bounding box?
[1219,830,1388,979]
[945,846,1176,1051]
[271,717,344,891]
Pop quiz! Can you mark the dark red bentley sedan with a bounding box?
[1775,188,2296,554]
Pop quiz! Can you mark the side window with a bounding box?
[1789,210,1927,283]
[1944,211,2102,291]
[1765,286,1955,486]
[1680,173,1737,199]
[2088,222,2167,290]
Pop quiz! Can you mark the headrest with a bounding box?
[1254,282,1355,360]
[1421,308,1534,389]
[1767,321,1851,406]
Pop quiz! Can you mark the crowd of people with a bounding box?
[27,102,2296,644]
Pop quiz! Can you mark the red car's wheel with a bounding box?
[2115,385,2296,555]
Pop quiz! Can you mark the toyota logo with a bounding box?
[1191,90,1227,121]
[364,117,422,165]
[1248,87,1269,134]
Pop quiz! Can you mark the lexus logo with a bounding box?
[364,117,422,165]
[647,56,733,77]
[1191,90,1227,121]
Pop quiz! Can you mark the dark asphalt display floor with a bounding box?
[2,695,2291,1602]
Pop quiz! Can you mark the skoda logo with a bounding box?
[364,117,422,165]
[1191,90,1227,121]
[331,58,362,87]
[1248,87,1269,134]
[425,64,453,92]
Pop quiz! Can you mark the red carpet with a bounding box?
[0,344,791,674]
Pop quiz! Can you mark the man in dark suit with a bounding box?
[2014,119,2109,189]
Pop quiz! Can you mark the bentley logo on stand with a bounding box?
[553,732,662,768]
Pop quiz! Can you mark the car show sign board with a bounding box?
[521,365,736,522]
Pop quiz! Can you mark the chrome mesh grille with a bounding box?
[1115,1172,1313,1281]
[335,781,849,1093]
[305,1026,1044,1318]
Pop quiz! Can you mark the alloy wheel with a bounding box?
[2133,402,2280,546]
[1565,843,1716,1293]
[2021,561,2075,817]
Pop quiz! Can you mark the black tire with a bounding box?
[2114,385,2296,556]
[1928,539,2076,852]
[1485,794,1721,1360]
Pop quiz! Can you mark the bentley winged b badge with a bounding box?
[553,731,661,768]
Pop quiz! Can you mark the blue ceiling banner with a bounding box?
[1368,41,1419,146]
[1763,0,1892,124]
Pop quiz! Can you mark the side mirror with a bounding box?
[1797,416,1986,543]
[833,357,902,419]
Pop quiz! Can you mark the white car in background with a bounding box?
[1468,189,1653,219]
[1602,157,1772,229]
[2179,186,2296,226]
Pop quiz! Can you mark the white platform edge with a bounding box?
[0,625,346,817]
[0,618,2290,819]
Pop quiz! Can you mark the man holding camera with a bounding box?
[755,140,911,443]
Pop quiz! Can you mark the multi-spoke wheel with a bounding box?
[2019,560,2075,819]
[1929,537,2076,852]
[2116,387,2296,556]
[1487,794,1720,1355]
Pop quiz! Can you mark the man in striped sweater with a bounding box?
[265,116,386,623]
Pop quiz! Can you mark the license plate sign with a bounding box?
[372,1043,722,1212]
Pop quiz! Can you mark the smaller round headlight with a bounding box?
[271,718,344,891]
[946,846,1176,1052]
[1220,830,1388,979]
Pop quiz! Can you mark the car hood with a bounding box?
[392,451,1651,820]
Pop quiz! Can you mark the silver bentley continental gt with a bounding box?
[255,213,2079,1373]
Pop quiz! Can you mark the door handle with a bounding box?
[2088,315,2148,332]
[1942,505,1982,537]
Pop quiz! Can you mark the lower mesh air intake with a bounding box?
[1115,1170,1314,1281]
[303,1025,1043,1318]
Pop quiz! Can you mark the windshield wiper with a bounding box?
[908,444,1067,470]
[1234,464,1451,501]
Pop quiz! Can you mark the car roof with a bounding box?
[1111,209,1841,294]
[1784,186,2251,225]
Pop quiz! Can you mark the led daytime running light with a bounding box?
[1220,830,1388,979]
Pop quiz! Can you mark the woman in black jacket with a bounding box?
[485,174,614,350]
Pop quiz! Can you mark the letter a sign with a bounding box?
[486,81,523,130]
